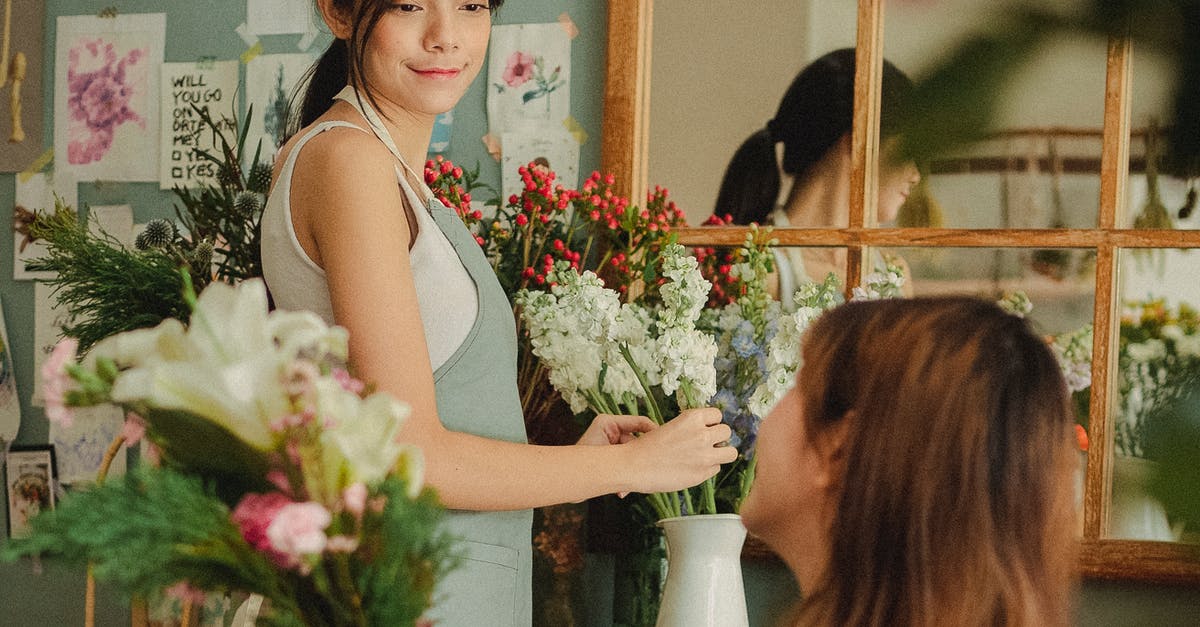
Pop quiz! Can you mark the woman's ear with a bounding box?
[316,0,353,40]
[813,410,854,490]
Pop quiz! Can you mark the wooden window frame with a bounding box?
[603,0,1200,584]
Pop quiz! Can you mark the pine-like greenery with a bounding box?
[26,200,201,353]
[0,467,297,611]
[26,103,272,352]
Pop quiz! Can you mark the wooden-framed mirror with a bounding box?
[601,0,1200,584]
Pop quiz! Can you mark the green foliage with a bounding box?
[1146,388,1200,530]
[357,478,461,626]
[897,1,1200,178]
[0,467,297,612]
[172,104,269,284]
[26,200,198,353]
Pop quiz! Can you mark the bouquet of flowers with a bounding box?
[2,278,457,627]
[517,243,718,519]
[426,159,687,443]
[1115,298,1200,458]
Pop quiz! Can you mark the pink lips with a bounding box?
[412,67,461,80]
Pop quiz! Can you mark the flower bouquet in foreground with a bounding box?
[2,278,456,627]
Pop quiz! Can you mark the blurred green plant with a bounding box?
[898,0,1199,179]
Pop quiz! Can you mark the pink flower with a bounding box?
[266,502,332,564]
[42,338,79,428]
[232,492,294,567]
[503,51,535,88]
[283,360,321,398]
[332,368,365,395]
[342,482,368,517]
[121,412,146,445]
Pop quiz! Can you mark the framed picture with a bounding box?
[5,445,57,539]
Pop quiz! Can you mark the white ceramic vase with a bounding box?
[1110,455,1179,541]
[655,513,749,627]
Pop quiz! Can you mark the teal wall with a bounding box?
[0,1,605,624]
[1,0,607,448]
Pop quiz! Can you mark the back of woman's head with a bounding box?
[289,0,504,135]
[798,297,1077,626]
[713,48,912,225]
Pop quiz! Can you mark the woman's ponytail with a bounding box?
[712,128,781,225]
[288,38,349,138]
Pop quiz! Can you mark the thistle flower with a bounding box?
[135,219,177,250]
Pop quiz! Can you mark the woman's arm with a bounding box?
[288,130,735,511]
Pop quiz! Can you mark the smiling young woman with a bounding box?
[258,2,737,624]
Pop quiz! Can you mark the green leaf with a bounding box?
[143,408,275,507]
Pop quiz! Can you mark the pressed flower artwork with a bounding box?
[54,14,164,182]
[486,23,571,140]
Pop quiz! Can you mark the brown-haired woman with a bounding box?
[741,296,1078,626]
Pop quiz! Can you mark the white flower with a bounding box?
[92,279,349,450]
[1126,339,1167,363]
[317,379,415,500]
[1175,334,1200,358]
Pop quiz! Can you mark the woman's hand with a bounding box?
[621,407,737,494]
[577,413,658,446]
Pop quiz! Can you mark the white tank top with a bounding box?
[260,87,478,372]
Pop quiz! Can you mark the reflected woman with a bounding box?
[741,297,1078,626]
[712,48,920,300]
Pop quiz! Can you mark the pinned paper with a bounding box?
[87,205,134,247]
[500,127,579,201]
[297,27,319,51]
[160,61,239,189]
[0,298,22,443]
[54,13,165,183]
[246,0,313,36]
[51,404,126,485]
[562,116,588,145]
[235,22,259,47]
[558,13,580,39]
[487,23,571,139]
[32,282,70,406]
[14,170,78,280]
[482,133,502,161]
[245,53,318,160]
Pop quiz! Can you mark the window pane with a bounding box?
[1111,249,1200,542]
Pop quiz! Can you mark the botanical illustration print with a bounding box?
[8,462,52,539]
[65,37,148,165]
[51,406,125,484]
[494,50,564,109]
[263,63,290,150]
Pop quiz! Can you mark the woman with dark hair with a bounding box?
[713,48,921,300]
[258,2,735,624]
[741,297,1079,626]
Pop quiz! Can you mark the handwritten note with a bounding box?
[159,61,239,189]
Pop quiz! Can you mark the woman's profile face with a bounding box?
[740,382,828,551]
[358,1,493,118]
[877,138,920,224]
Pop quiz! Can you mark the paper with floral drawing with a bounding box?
[0,298,21,442]
[500,127,579,201]
[486,23,571,146]
[51,404,126,484]
[32,282,70,407]
[13,170,78,280]
[87,204,135,247]
[0,0,47,172]
[160,61,239,189]
[247,0,313,36]
[54,13,164,182]
[245,53,316,162]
